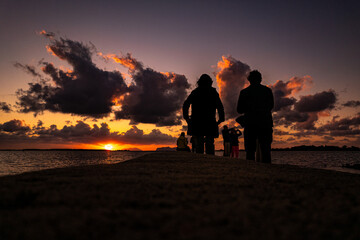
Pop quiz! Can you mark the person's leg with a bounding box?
[234,146,239,158]
[259,128,273,163]
[195,135,204,154]
[205,136,215,155]
[226,142,231,156]
[224,142,230,156]
[191,136,197,153]
[244,127,256,160]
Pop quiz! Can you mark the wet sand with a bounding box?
[1,152,360,239]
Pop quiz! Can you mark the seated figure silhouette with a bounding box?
[176,132,191,152]
[237,70,274,163]
[183,74,225,154]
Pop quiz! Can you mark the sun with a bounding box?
[104,144,113,151]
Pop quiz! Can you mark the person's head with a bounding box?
[197,74,213,88]
[247,70,262,85]
[180,132,185,137]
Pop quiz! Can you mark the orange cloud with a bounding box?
[98,52,142,72]
[45,45,57,56]
[37,30,55,39]
[215,56,250,119]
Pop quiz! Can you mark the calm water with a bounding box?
[0,151,147,176]
[1,150,360,176]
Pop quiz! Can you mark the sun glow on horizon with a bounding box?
[104,144,114,151]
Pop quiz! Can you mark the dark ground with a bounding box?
[1,152,360,239]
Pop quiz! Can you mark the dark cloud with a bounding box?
[270,76,312,112]
[16,36,128,118]
[316,114,360,136]
[342,100,360,108]
[274,110,318,130]
[38,30,55,39]
[0,120,176,147]
[0,102,12,113]
[274,108,309,123]
[273,97,297,112]
[294,112,318,130]
[104,54,190,126]
[273,129,291,136]
[323,136,335,141]
[273,90,337,130]
[329,129,360,137]
[13,62,42,77]
[15,33,190,126]
[118,126,176,144]
[215,56,250,119]
[294,90,337,112]
[0,119,30,133]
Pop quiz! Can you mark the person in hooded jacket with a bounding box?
[183,74,225,154]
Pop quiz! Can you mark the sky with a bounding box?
[0,0,360,150]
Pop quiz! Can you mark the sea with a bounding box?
[0,150,360,176]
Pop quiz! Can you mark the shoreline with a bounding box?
[2,150,360,177]
[1,152,360,239]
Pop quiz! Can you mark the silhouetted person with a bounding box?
[177,132,190,152]
[183,74,225,154]
[190,136,197,153]
[222,125,231,156]
[237,70,274,163]
[229,128,242,158]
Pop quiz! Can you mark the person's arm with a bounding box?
[216,93,225,124]
[183,94,192,122]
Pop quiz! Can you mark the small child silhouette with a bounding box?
[229,128,242,158]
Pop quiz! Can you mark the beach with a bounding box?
[1,152,360,239]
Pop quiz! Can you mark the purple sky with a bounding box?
[0,0,360,149]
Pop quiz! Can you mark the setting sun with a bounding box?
[104,144,113,151]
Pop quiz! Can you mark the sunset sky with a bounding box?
[0,0,359,150]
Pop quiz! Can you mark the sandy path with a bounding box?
[1,152,360,239]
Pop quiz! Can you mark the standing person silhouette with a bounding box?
[222,125,231,156]
[183,74,225,154]
[237,70,274,163]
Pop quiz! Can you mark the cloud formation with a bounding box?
[270,76,312,111]
[17,34,128,118]
[0,119,176,147]
[213,56,341,131]
[342,100,360,108]
[15,31,190,126]
[271,85,337,130]
[0,119,30,133]
[216,56,250,119]
[102,53,190,126]
[294,90,337,113]
[317,113,360,136]
[0,102,12,113]
[13,62,42,77]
